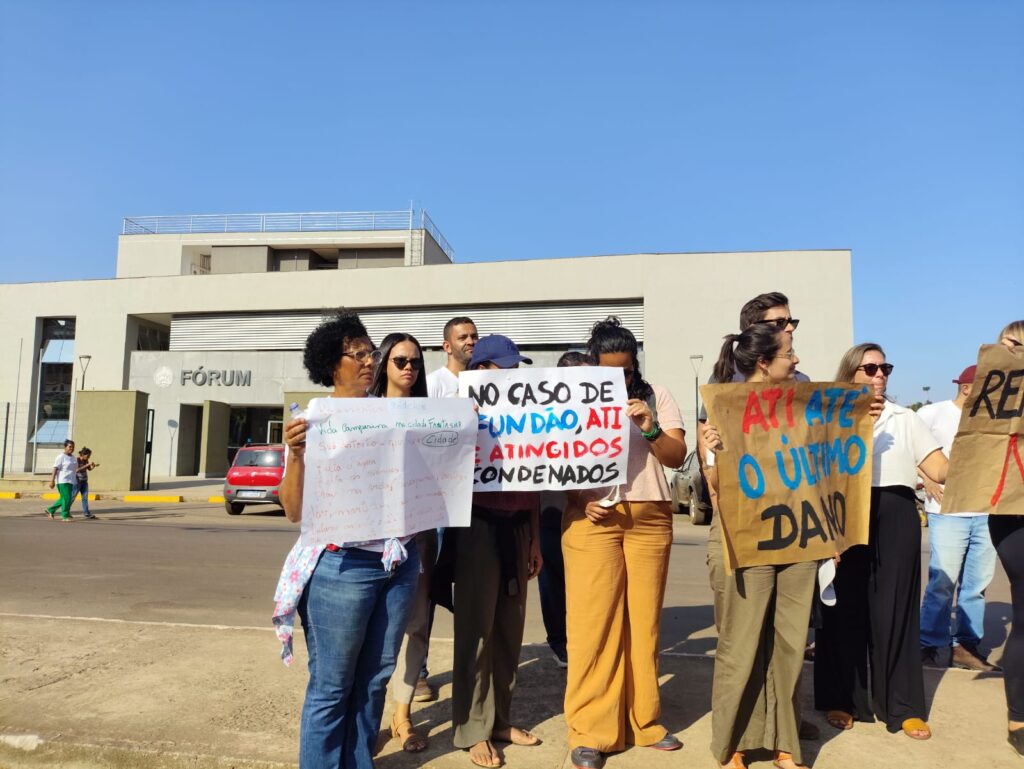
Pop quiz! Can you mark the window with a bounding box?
[33,318,76,443]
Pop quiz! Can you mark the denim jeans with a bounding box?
[298,542,419,769]
[920,514,996,651]
[72,481,90,515]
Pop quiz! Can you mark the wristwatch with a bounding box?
[641,421,662,441]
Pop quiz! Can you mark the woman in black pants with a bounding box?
[990,320,1024,755]
[814,343,947,740]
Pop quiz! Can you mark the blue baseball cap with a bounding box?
[469,335,532,369]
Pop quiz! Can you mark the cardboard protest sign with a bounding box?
[460,367,629,491]
[300,397,476,547]
[702,381,874,569]
[941,344,1024,515]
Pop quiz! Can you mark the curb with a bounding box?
[0,491,22,500]
[41,493,100,501]
[122,495,184,504]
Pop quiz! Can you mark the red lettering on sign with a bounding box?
[742,390,770,433]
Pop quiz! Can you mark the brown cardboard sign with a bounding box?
[941,344,1024,515]
[702,381,874,569]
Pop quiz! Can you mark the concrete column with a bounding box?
[198,400,231,478]
[73,390,150,491]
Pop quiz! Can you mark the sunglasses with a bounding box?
[757,317,800,330]
[858,363,894,377]
[391,356,424,371]
[342,349,380,364]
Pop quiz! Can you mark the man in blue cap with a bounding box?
[451,334,544,768]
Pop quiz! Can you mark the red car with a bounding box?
[223,445,285,515]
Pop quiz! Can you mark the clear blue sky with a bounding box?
[1,1,1021,402]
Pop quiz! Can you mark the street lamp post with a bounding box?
[79,354,92,390]
[689,354,704,424]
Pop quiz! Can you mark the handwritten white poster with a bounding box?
[460,366,629,491]
[300,397,476,547]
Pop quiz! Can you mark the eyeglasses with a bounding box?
[775,350,798,360]
[390,356,424,371]
[342,349,380,364]
[858,363,894,377]
[758,317,800,330]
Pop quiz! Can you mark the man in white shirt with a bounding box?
[918,365,999,672]
[427,316,478,398]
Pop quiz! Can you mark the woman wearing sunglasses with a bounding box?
[274,312,421,769]
[368,333,435,754]
[814,343,947,741]
[701,324,816,769]
[989,320,1024,756]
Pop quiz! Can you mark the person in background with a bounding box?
[44,439,78,522]
[815,343,947,741]
[918,365,998,671]
[275,311,421,769]
[369,333,436,754]
[701,324,817,769]
[71,447,99,520]
[562,317,686,769]
[427,316,479,398]
[988,319,1024,757]
[451,334,543,769]
[537,350,592,669]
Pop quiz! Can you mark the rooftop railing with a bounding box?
[121,209,455,260]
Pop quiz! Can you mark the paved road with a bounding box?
[0,497,1017,769]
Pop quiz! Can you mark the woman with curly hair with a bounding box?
[562,317,687,769]
[274,311,421,769]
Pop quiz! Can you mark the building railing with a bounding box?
[421,210,454,262]
[122,209,454,260]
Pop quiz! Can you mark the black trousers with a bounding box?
[814,486,926,731]
[990,515,1024,722]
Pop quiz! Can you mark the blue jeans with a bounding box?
[920,514,996,651]
[298,543,419,769]
[72,481,90,515]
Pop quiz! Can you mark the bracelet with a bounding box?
[641,422,662,441]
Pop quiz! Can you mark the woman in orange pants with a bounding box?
[562,317,687,769]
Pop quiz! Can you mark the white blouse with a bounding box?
[871,400,943,489]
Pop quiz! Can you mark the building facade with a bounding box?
[0,208,853,484]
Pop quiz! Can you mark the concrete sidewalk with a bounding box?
[0,613,1018,769]
[0,476,227,503]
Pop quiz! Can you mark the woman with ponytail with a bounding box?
[702,324,816,769]
[562,317,687,769]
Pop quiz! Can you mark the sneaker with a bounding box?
[412,676,436,702]
[44,508,54,519]
[952,644,1000,672]
[83,513,96,519]
[551,648,568,669]
[571,746,604,769]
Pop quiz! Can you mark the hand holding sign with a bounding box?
[702,381,874,569]
[300,398,476,546]
[461,367,630,492]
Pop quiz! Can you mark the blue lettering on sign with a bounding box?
[739,454,766,499]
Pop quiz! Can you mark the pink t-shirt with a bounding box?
[580,383,685,503]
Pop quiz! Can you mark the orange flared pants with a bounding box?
[562,499,673,751]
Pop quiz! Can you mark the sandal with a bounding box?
[391,714,428,753]
[826,710,854,730]
[773,751,809,769]
[901,718,931,740]
[721,752,745,768]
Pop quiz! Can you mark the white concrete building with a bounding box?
[0,208,853,480]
